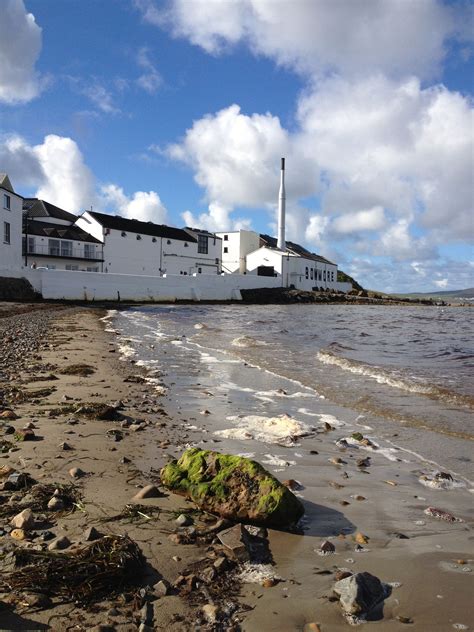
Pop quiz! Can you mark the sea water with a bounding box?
[112,304,474,483]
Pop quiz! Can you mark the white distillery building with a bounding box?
[217,159,345,292]
[75,211,222,276]
[23,198,104,272]
[0,174,23,273]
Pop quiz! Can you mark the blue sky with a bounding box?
[0,0,473,292]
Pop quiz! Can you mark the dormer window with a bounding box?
[121,231,127,237]
[136,234,142,240]
[3,194,11,210]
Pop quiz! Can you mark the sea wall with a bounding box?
[23,269,282,301]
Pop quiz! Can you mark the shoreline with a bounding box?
[0,303,473,631]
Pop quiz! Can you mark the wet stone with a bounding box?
[133,484,162,500]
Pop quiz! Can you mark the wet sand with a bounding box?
[1,304,473,631]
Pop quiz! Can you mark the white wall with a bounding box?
[29,269,281,301]
[0,186,23,272]
[217,230,260,273]
[24,234,103,271]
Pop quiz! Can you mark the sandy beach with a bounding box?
[1,303,473,631]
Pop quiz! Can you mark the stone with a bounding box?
[47,496,65,511]
[11,508,35,530]
[357,457,370,468]
[202,604,219,623]
[213,557,229,572]
[140,602,153,624]
[59,442,73,451]
[4,425,15,434]
[351,432,364,442]
[424,507,463,522]
[15,429,36,441]
[161,448,304,528]
[69,467,86,479]
[303,625,321,632]
[333,571,386,615]
[83,526,102,541]
[262,578,277,588]
[21,592,51,608]
[282,479,301,491]
[335,570,353,581]
[133,484,162,500]
[10,528,26,540]
[354,532,369,545]
[154,579,170,596]
[319,540,335,553]
[330,457,344,465]
[175,513,193,527]
[0,410,17,420]
[217,524,250,562]
[138,625,153,632]
[48,535,71,550]
[121,456,131,464]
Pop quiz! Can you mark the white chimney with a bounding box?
[277,157,286,251]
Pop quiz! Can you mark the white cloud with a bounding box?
[434,278,449,288]
[101,184,167,223]
[0,0,43,103]
[136,47,162,94]
[0,133,168,224]
[67,77,120,114]
[138,0,468,81]
[332,206,386,234]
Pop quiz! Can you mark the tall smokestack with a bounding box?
[277,157,286,251]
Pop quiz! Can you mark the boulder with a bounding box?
[160,448,304,528]
[333,571,386,615]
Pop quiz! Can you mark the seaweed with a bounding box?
[59,364,95,377]
[0,535,145,605]
[0,483,82,520]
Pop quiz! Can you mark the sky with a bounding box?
[0,0,473,292]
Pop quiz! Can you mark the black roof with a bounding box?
[185,227,221,239]
[88,211,196,242]
[23,199,78,223]
[24,220,102,244]
[260,234,335,265]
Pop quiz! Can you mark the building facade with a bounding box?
[0,174,23,273]
[216,230,261,273]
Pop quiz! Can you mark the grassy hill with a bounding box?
[392,288,474,301]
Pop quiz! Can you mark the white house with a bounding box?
[216,229,260,273]
[0,174,23,273]
[75,211,222,276]
[23,198,104,271]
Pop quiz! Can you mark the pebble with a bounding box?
[69,467,86,478]
[83,526,102,541]
[202,604,219,623]
[133,484,162,500]
[47,496,65,511]
[48,535,71,550]
[303,624,321,632]
[58,442,73,451]
[11,508,35,530]
[175,513,193,527]
[154,579,170,596]
[262,578,277,588]
[319,540,336,554]
[10,528,27,540]
[354,532,369,545]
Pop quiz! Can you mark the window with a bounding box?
[84,243,94,259]
[184,242,188,247]
[198,234,208,254]
[121,231,127,237]
[3,194,10,210]
[86,267,98,272]
[48,239,60,255]
[136,235,142,240]
[223,247,228,254]
[323,271,326,281]
[305,266,309,279]
[60,241,72,257]
[4,222,10,244]
[310,268,314,280]
[28,236,35,253]
[198,267,202,273]
[167,239,171,245]
[65,265,79,271]
[223,234,229,241]
[152,237,157,243]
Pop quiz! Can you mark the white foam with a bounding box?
[215,414,312,445]
[418,474,466,490]
[317,413,346,428]
[261,454,296,467]
[231,335,267,348]
[238,562,281,584]
[338,436,401,462]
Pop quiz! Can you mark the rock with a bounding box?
[83,526,102,541]
[357,457,370,468]
[120,456,131,464]
[0,410,17,420]
[175,513,193,527]
[10,528,27,540]
[15,429,36,441]
[330,457,344,465]
[354,532,369,545]
[319,540,336,553]
[217,524,251,561]
[58,442,73,451]
[303,624,321,632]
[424,507,463,522]
[21,592,51,608]
[69,467,86,479]
[138,625,153,632]
[47,496,65,511]
[4,425,15,434]
[161,448,304,528]
[351,432,364,442]
[133,484,162,500]
[335,570,353,581]
[333,571,386,615]
[352,495,366,501]
[397,616,414,624]
[11,508,35,530]
[213,557,229,572]
[283,479,301,491]
[140,602,153,624]
[48,535,71,550]
[154,579,170,596]
[202,604,219,623]
[262,578,277,588]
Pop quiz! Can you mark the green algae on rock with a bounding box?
[160,448,304,528]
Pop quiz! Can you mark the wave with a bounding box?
[232,335,268,348]
[317,349,474,408]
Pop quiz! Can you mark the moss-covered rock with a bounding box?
[160,448,304,528]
